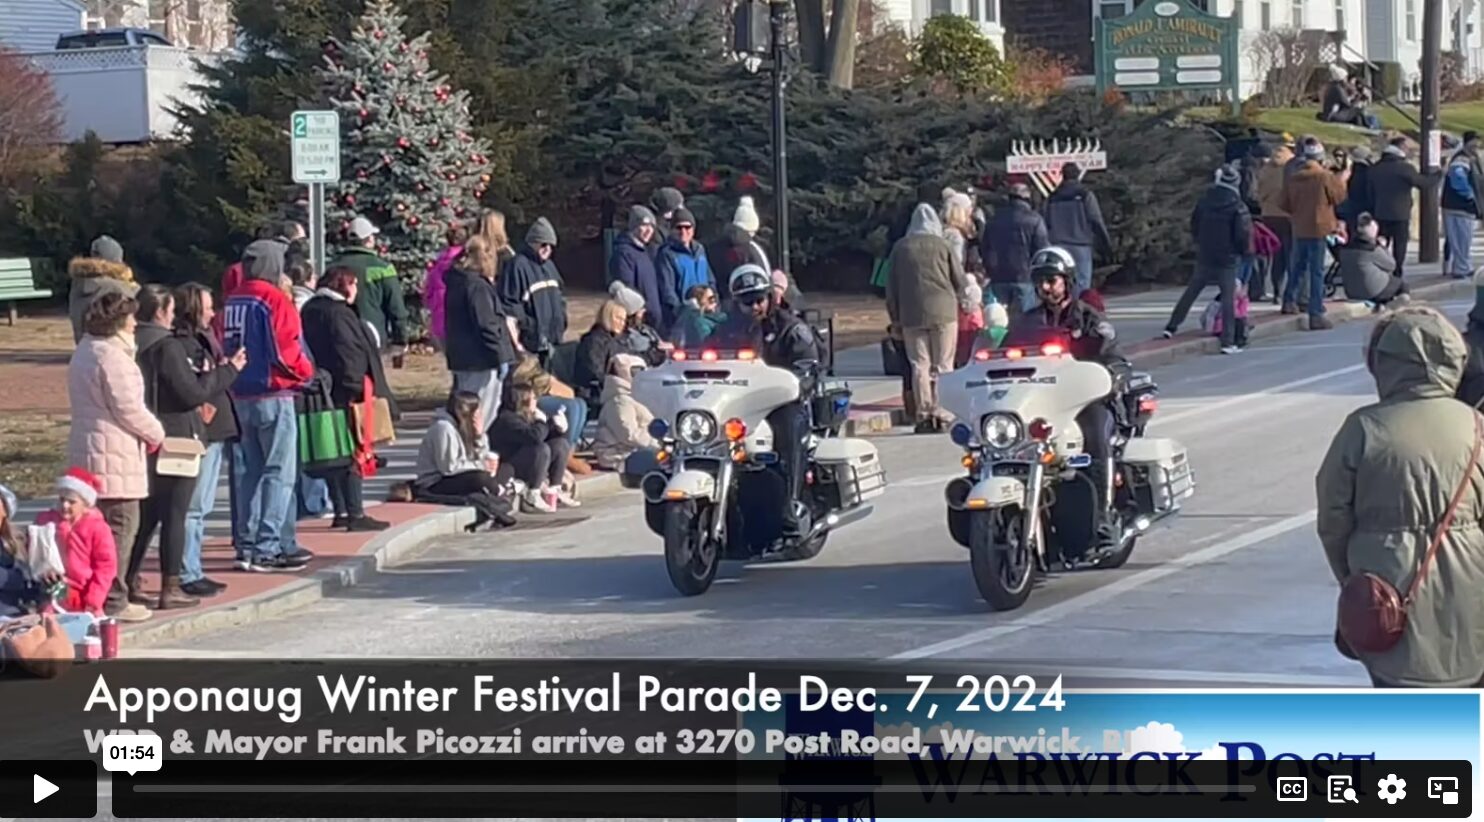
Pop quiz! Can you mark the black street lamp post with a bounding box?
[735,0,791,275]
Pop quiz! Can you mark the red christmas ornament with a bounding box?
[446,173,457,181]
[397,136,410,149]
[344,194,356,205]
[738,171,758,191]
[416,182,426,192]
[479,173,491,183]
[341,220,351,230]
[396,202,407,212]
[356,169,368,179]
[429,138,439,147]
[373,29,385,40]
[380,153,392,165]
[408,215,420,226]
[673,174,689,191]
[458,132,470,142]
[456,208,466,217]
[358,109,369,119]
[383,62,395,74]
[439,197,450,207]
[700,170,721,193]
[398,42,409,53]
[396,95,407,105]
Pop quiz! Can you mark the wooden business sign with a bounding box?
[1095,0,1241,110]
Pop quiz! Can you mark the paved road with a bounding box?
[140,296,1478,686]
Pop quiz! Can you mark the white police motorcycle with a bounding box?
[938,329,1195,611]
[626,347,887,596]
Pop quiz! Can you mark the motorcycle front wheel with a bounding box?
[969,507,1037,611]
[664,500,720,596]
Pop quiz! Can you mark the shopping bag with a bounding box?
[351,397,397,445]
[24,523,65,580]
[298,385,355,478]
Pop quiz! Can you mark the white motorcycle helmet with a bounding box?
[1029,246,1078,286]
[728,264,772,303]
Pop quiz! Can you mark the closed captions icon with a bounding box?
[1429,776,1460,805]
[1277,776,1309,802]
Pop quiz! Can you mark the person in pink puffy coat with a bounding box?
[425,222,469,346]
[35,467,118,616]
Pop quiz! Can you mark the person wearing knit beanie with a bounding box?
[609,280,647,317]
[733,197,761,235]
[1163,162,1252,353]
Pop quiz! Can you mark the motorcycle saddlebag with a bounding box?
[812,438,887,509]
[1120,437,1194,514]
[810,383,853,432]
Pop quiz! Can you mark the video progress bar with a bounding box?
[131,784,1256,794]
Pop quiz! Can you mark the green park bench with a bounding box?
[0,258,52,325]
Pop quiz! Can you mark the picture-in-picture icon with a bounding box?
[1328,775,1360,804]
[1428,776,1460,806]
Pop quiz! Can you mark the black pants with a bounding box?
[424,468,513,498]
[508,433,572,488]
[1257,216,1292,301]
[1374,275,1409,305]
[128,463,196,583]
[768,401,810,531]
[1379,219,1410,277]
[1075,400,1117,539]
[324,467,366,519]
[1166,260,1238,347]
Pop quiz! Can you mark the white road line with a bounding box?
[1152,365,1366,426]
[1010,663,1365,687]
[886,509,1318,661]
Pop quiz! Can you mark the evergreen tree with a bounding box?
[319,0,493,283]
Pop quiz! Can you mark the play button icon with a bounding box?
[0,761,96,817]
[33,774,59,804]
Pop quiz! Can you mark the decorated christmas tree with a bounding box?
[318,0,493,287]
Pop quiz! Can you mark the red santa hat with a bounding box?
[57,467,101,506]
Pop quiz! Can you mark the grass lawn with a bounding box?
[1189,101,1484,148]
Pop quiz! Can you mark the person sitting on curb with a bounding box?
[592,354,659,471]
[397,391,518,531]
[671,284,724,348]
[489,386,581,514]
[0,484,61,619]
[1340,214,1410,311]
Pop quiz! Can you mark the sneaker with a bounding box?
[1160,330,1175,340]
[112,602,152,623]
[913,419,937,435]
[1308,315,1334,331]
[553,487,582,508]
[346,516,391,532]
[1220,345,1242,355]
[180,579,224,598]
[521,489,558,514]
[331,516,350,529]
[282,549,315,567]
[244,555,309,573]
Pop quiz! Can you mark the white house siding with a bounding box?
[0,0,86,52]
[881,0,1002,47]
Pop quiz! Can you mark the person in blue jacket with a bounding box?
[608,205,673,337]
[655,208,714,328]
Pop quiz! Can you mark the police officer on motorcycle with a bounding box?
[712,264,824,536]
[1009,246,1129,550]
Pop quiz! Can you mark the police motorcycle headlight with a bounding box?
[675,411,718,446]
[980,413,1023,450]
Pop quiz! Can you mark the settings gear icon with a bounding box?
[1377,773,1407,804]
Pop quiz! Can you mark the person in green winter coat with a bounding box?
[1317,306,1484,688]
[330,217,409,350]
[670,284,725,348]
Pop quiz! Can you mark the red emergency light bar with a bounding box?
[671,348,756,362]
[972,342,1067,362]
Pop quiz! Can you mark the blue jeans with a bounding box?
[1238,255,1255,286]
[233,396,298,560]
[990,283,1037,315]
[1285,238,1328,317]
[298,474,331,518]
[1064,244,1094,295]
[1445,210,1477,277]
[182,441,224,584]
[538,395,588,447]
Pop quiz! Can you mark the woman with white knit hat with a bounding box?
[715,197,772,295]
